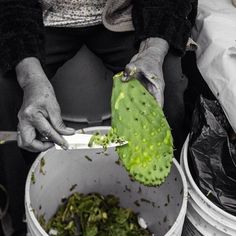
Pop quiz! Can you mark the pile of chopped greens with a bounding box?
[88,128,126,150]
[42,193,151,236]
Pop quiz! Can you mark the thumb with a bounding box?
[123,62,140,82]
[49,110,75,135]
[125,62,137,77]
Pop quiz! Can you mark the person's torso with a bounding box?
[43,0,108,28]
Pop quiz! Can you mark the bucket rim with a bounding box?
[164,159,188,236]
[25,149,49,236]
[181,135,236,222]
[25,126,188,236]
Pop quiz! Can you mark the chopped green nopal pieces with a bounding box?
[39,157,46,175]
[111,72,173,186]
[43,193,151,236]
[88,128,126,150]
[31,172,36,184]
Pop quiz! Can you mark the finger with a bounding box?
[126,61,165,107]
[124,63,137,77]
[124,63,144,81]
[17,123,35,150]
[134,61,164,86]
[48,108,75,135]
[121,74,130,82]
[27,140,54,152]
[147,83,164,108]
[31,113,69,149]
[142,71,159,82]
[142,68,164,107]
[20,140,54,152]
[17,123,54,152]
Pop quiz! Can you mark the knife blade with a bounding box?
[55,132,128,150]
[0,131,127,150]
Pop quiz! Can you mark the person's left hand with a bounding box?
[124,37,169,107]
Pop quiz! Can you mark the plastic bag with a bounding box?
[189,96,236,215]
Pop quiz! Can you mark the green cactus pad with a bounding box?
[111,72,173,186]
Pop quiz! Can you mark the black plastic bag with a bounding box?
[189,96,236,215]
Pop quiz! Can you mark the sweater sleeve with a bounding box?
[132,0,198,56]
[0,0,45,74]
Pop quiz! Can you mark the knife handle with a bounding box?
[0,132,51,145]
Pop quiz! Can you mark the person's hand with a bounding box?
[124,37,169,107]
[16,57,75,152]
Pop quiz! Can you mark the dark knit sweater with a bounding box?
[0,0,197,74]
[132,0,198,55]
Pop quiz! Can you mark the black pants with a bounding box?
[0,25,187,234]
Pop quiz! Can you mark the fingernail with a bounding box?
[121,71,130,81]
[129,68,137,76]
[62,145,68,150]
[123,71,128,77]
[129,70,135,76]
[61,142,68,150]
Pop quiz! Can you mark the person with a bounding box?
[0,0,197,235]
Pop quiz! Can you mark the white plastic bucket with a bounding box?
[181,136,236,236]
[25,126,188,236]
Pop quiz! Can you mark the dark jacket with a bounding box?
[0,0,197,74]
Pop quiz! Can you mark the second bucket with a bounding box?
[181,136,236,236]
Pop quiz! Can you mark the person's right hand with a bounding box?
[16,57,75,152]
[124,38,169,108]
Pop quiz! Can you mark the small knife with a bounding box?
[0,131,127,150]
